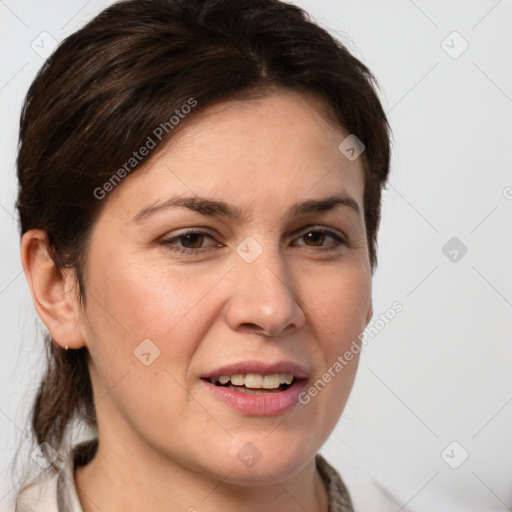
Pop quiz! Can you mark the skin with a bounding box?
[21,90,373,512]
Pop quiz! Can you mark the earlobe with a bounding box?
[20,229,85,350]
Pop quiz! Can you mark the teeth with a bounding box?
[230,374,244,386]
[280,373,294,385]
[210,373,295,389]
[244,373,263,388]
[262,374,281,389]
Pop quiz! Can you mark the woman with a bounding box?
[14,0,391,510]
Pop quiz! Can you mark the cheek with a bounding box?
[301,264,369,408]
[304,264,371,346]
[87,253,211,332]
[294,266,369,444]
[82,254,231,374]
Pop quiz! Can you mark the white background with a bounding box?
[1,1,511,511]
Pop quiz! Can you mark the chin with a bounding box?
[212,440,313,486]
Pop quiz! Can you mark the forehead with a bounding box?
[102,91,366,222]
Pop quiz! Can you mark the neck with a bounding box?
[74,440,330,512]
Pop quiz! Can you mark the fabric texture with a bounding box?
[55,438,355,512]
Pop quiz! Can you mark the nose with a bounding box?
[224,242,306,337]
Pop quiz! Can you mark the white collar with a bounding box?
[56,439,96,512]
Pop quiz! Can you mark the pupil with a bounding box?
[306,231,324,246]
[182,233,203,248]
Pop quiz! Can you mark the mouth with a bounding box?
[202,373,300,394]
[199,362,310,415]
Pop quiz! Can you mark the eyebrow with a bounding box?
[132,193,361,223]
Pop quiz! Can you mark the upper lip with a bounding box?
[201,360,309,380]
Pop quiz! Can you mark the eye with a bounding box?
[159,227,348,256]
[293,228,347,252]
[159,230,218,255]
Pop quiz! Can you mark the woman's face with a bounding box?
[79,90,372,483]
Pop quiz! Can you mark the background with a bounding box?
[1,1,511,511]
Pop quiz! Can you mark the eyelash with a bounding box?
[159,228,348,256]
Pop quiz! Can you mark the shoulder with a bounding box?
[10,474,58,512]
[10,438,97,512]
[316,453,417,512]
[316,453,354,512]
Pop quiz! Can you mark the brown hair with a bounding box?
[13,0,391,507]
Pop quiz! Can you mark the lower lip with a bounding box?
[200,379,308,416]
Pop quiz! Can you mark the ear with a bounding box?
[20,229,85,350]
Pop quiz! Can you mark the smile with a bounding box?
[208,372,295,392]
[200,375,308,415]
